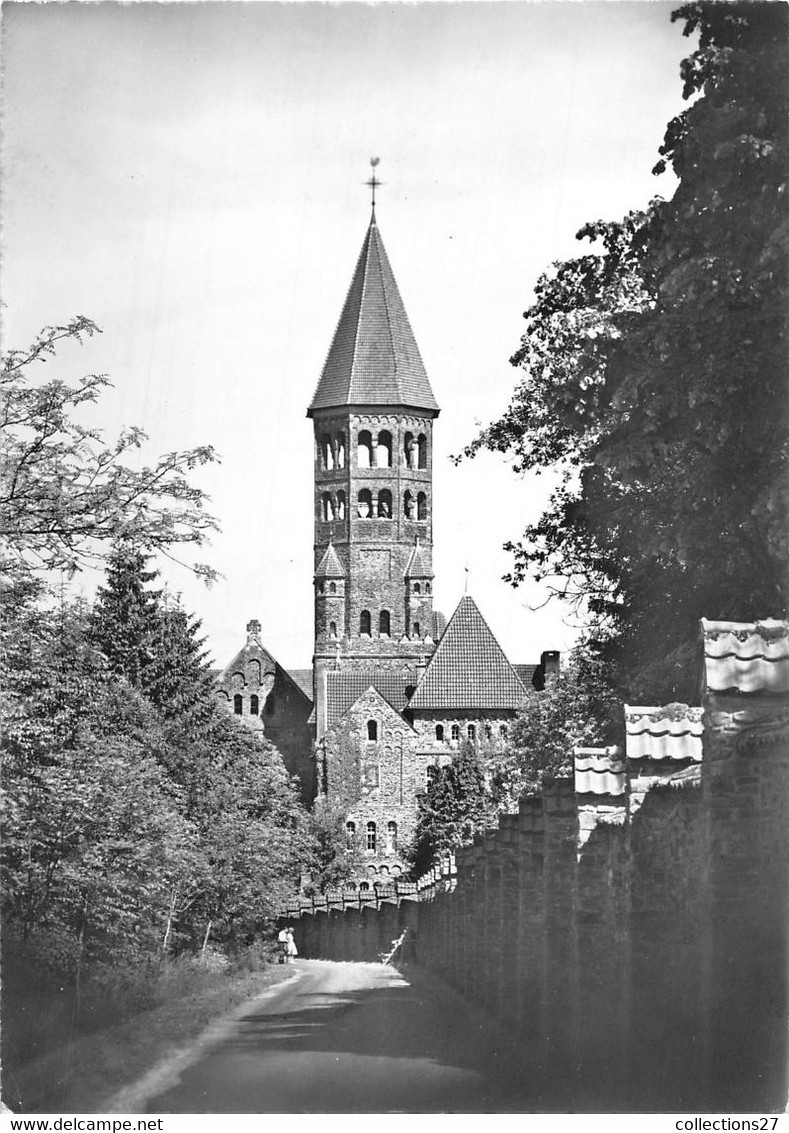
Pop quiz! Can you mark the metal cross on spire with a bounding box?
[365,156,383,217]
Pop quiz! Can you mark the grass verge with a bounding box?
[3,958,296,1114]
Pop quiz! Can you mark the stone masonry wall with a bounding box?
[283,681,789,1111]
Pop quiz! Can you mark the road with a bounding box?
[137,960,517,1113]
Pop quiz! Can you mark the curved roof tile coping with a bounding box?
[624,704,704,762]
[701,618,789,694]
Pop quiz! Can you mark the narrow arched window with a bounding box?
[367,719,378,741]
[417,492,427,521]
[321,492,334,521]
[425,582,431,594]
[359,881,370,892]
[404,490,415,519]
[337,433,346,468]
[322,435,334,470]
[499,724,508,739]
[345,821,356,850]
[386,821,397,853]
[435,724,444,741]
[379,610,391,637]
[358,488,372,518]
[360,610,371,636]
[404,431,416,469]
[233,694,243,715]
[412,622,420,638]
[485,724,493,741]
[358,429,373,468]
[336,490,346,520]
[451,723,460,742]
[329,581,337,595]
[417,434,427,469]
[467,723,476,742]
[376,430,392,468]
[250,694,259,715]
[377,489,392,519]
[366,822,377,852]
[329,621,337,638]
[414,582,421,595]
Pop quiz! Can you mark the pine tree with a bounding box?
[90,544,162,693]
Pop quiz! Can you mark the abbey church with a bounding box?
[215,204,558,878]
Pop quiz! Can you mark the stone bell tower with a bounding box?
[307,202,440,737]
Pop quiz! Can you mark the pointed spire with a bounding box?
[315,541,345,578]
[404,537,433,579]
[307,206,439,417]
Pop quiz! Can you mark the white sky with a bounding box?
[2,0,689,671]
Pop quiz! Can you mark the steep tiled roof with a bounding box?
[625,704,704,762]
[315,542,345,578]
[573,747,626,796]
[404,539,432,579]
[326,670,415,730]
[701,618,789,694]
[307,217,439,416]
[408,595,527,711]
[514,663,539,690]
[288,669,314,702]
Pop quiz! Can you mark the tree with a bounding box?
[487,646,621,813]
[0,317,219,583]
[90,545,163,692]
[90,545,216,730]
[302,796,364,895]
[463,3,789,700]
[412,742,489,874]
[0,587,205,971]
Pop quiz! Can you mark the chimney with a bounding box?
[541,650,560,683]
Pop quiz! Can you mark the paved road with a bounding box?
[141,960,512,1113]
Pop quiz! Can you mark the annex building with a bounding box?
[216,203,558,878]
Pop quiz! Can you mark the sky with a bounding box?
[2,0,690,671]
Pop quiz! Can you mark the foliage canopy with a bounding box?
[462,2,789,700]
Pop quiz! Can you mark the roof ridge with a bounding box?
[372,224,399,386]
[350,223,374,398]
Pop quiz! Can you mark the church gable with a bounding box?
[325,670,416,733]
[408,595,528,712]
[216,619,315,804]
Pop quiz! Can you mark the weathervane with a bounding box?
[365,156,383,215]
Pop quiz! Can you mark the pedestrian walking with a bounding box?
[286,927,298,962]
[277,925,288,964]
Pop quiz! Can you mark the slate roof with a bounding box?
[307,216,439,416]
[326,670,416,731]
[315,542,345,578]
[701,618,789,694]
[408,595,528,711]
[288,669,314,702]
[404,539,433,579]
[625,704,704,762]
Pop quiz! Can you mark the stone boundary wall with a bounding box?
[281,621,789,1112]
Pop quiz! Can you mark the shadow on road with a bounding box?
[146,961,523,1113]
